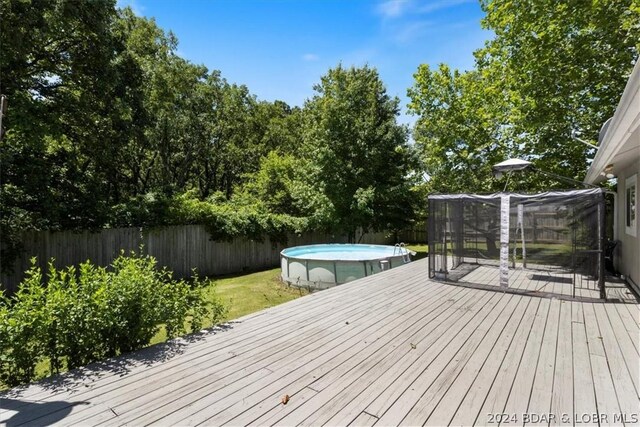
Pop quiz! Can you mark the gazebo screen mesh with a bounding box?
[427,189,606,297]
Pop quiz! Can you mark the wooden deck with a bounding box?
[1,259,639,426]
[457,264,638,303]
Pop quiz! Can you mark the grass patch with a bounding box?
[406,243,428,261]
[211,268,308,321]
[147,268,308,346]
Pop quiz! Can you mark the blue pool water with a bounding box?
[281,244,398,261]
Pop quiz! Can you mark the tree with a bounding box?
[479,0,640,181]
[408,64,510,193]
[260,102,304,156]
[236,151,300,215]
[408,0,640,192]
[304,65,417,240]
[1,0,122,271]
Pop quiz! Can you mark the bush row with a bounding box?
[108,191,315,246]
[0,254,226,387]
[169,193,311,244]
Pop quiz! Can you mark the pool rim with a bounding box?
[280,243,404,262]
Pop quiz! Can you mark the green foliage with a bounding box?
[409,0,640,193]
[0,263,47,385]
[0,2,422,275]
[237,151,330,224]
[239,151,300,215]
[0,254,225,387]
[304,65,419,239]
[0,0,123,271]
[479,0,640,181]
[169,191,309,244]
[408,64,507,193]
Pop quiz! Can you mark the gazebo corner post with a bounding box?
[427,197,435,278]
[598,196,606,300]
[499,194,511,288]
[442,201,449,276]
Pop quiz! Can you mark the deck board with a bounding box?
[255,292,472,424]
[572,301,599,426]
[582,303,626,426]
[496,298,551,426]
[456,264,638,303]
[1,258,638,427]
[449,297,542,426]
[298,288,485,427]
[515,297,560,423]
[550,301,573,426]
[77,272,440,426]
[8,273,425,424]
[421,296,533,426]
[591,303,640,416]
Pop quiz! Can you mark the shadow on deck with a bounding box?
[435,262,639,304]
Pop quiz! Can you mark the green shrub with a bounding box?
[0,254,226,387]
[168,191,310,244]
[0,262,49,385]
[106,190,323,246]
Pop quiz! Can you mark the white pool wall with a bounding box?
[280,244,409,290]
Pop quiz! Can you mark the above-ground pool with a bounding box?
[281,244,412,290]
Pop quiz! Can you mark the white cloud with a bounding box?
[417,0,475,15]
[376,0,474,20]
[302,53,320,62]
[394,21,433,43]
[377,0,412,18]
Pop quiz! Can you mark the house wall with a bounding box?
[616,159,640,291]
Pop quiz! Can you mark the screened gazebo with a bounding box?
[428,188,606,299]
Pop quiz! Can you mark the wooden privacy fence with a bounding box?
[0,225,392,294]
[397,222,428,243]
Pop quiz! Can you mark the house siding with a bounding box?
[616,159,640,291]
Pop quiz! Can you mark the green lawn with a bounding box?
[406,243,428,261]
[149,268,308,345]
[208,268,308,321]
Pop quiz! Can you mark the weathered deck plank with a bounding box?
[572,301,599,426]
[71,271,440,426]
[8,264,421,405]
[491,298,552,425]
[449,297,542,426]
[549,301,574,426]
[421,297,533,425]
[249,287,483,427]
[1,258,638,427]
[375,293,517,426]
[591,303,640,416]
[287,288,486,427]
[521,297,560,421]
[582,302,624,426]
[457,264,637,303]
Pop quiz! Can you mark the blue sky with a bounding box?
[116,0,489,127]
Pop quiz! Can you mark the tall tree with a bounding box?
[479,0,640,181]
[304,65,417,240]
[409,0,640,192]
[408,64,509,193]
[0,0,123,271]
[0,0,121,227]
